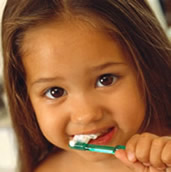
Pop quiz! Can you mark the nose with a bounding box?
[70,95,103,125]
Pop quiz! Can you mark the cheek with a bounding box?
[33,104,68,143]
[106,86,146,132]
[115,97,145,132]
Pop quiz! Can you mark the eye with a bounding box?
[45,87,66,99]
[96,74,117,87]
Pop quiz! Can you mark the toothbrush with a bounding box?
[69,141,125,154]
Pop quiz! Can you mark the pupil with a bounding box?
[100,75,113,86]
[51,87,64,98]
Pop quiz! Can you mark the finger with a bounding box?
[149,166,165,172]
[149,137,168,169]
[115,149,165,172]
[161,139,171,166]
[115,149,144,171]
[166,167,171,172]
[127,133,158,164]
[126,134,139,162]
[135,133,157,164]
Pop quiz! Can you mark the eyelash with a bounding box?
[43,73,119,99]
[43,87,67,100]
[96,73,118,88]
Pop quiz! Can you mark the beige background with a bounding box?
[0,0,6,79]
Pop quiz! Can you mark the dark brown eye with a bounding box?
[97,74,117,87]
[45,87,66,99]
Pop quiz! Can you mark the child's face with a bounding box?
[22,19,145,161]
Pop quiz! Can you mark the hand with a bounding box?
[115,133,171,172]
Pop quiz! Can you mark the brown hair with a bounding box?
[1,0,171,171]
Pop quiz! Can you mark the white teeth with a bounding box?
[69,133,101,147]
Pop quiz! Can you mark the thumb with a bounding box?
[115,149,144,171]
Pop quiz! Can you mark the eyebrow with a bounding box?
[90,61,126,71]
[31,61,126,87]
[31,76,64,87]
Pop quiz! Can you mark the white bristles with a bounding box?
[69,133,101,147]
[69,140,77,147]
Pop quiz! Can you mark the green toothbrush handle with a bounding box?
[85,144,125,154]
[69,142,125,154]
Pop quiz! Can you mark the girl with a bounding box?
[1,0,171,172]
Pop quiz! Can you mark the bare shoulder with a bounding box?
[34,151,72,172]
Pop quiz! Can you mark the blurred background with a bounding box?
[0,1,18,172]
[0,0,171,172]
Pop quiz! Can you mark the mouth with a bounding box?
[70,127,116,146]
[89,127,115,145]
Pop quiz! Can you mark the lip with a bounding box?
[70,126,115,136]
[89,127,116,145]
[69,126,117,145]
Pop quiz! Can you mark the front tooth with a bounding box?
[71,133,101,144]
[89,133,101,139]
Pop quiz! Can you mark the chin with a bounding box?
[77,151,115,162]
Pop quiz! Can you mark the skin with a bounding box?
[21,19,171,172]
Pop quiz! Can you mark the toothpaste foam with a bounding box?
[69,133,101,147]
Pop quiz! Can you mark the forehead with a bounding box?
[21,18,136,78]
[21,17,124,57]
[22,20,131,67]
